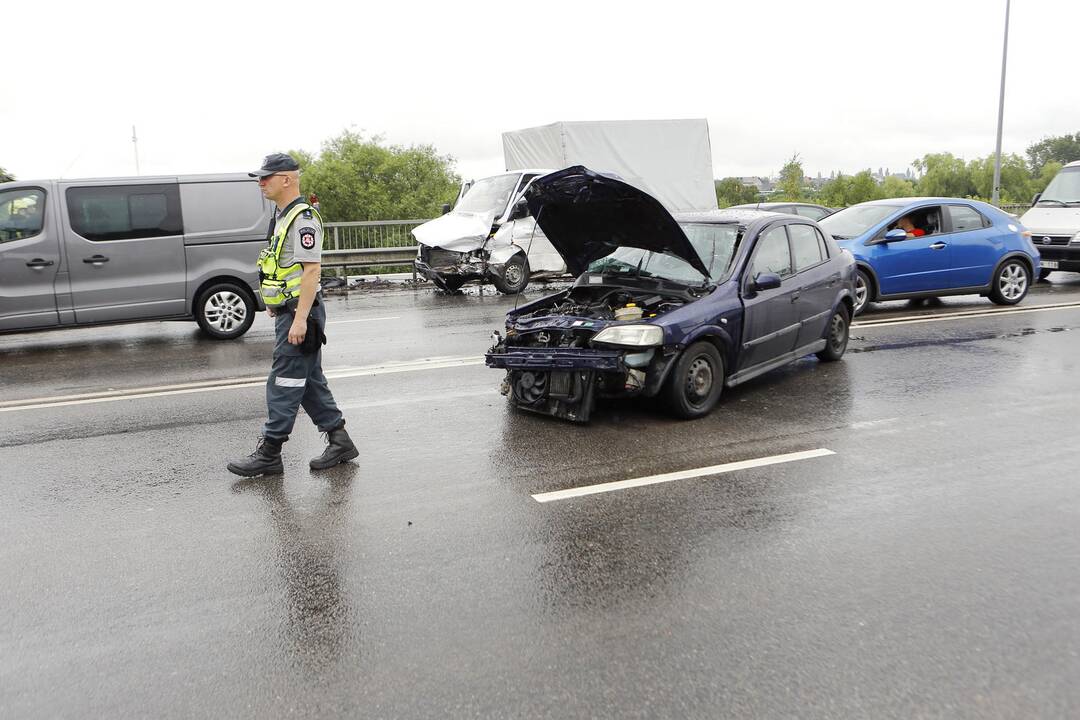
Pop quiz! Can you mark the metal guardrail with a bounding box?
[321,219,431,277]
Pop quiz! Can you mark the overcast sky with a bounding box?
[4,0,1076,184]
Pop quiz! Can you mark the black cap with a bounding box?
[248,152,300,178]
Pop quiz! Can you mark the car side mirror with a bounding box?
[753,272,782,291]
[1031,192,1041,207]
[441,203,452,215]
[507,197,530,221]
[883,228,907,242]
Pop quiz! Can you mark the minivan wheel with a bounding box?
[195,282,255,340]
[664,341,724,419]
[989,259,1030,306]
[853,269,872,316]
[492,254,530,294]
[816,304,850,362]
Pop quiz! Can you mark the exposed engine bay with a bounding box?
[487,283,700,421]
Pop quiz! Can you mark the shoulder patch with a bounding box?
[299,226,317,250]
[302,209,313,219]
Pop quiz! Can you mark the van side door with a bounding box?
[60,181,187,324]
[0,185,61,331]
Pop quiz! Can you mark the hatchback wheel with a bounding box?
[816,304,850,362]
[853,269,872,316]
[664,341,724,419]
[989,259,1030,306]
[195,282,255,340]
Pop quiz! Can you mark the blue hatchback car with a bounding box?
[818,198,1041,315]
[486,167,856,422]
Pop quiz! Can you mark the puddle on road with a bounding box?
[849,326,1073,354]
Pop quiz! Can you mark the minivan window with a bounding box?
[1036,166,1080,206]
[0,187,46,243]
[67,184,182,241]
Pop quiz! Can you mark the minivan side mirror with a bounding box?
[882,228,907,242]
[441,203,452,215]
[752,272,782,291]
[507,197,530,221]
[1031,192,1041,207]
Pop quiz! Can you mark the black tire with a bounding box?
[664,341,724,419]
[194,282,255,340]
[988,258,1031,306]
[1038,267,1053,281]
[492,254,530,294]
[853,268,873,316]
[816,304,850,362]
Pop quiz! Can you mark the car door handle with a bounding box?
[83,255,110,264]
[790,291,800,302]
[929,242,947,250]
[26,258,54,269]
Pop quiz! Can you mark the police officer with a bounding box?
[227,153,358,477]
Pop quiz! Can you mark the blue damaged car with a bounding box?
[485,167,857,422]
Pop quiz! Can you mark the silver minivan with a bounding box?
[0,173,270,339]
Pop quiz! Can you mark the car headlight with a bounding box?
[592,324,664,347]
[1071,232,1080,244]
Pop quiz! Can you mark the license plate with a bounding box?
[1042,260,1059,269]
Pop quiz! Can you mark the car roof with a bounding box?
[730,201,826,209]
[675,208,786,225]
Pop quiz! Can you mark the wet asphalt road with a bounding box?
[2,277,1079,719]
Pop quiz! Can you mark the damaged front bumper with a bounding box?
[415,246,488,291]
[485,343,676,423]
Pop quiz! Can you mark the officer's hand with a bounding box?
[288,318,307,345]
[266,308,276,318]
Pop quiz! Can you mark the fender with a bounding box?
[855,261,880,300]
[681,324,739,377]
[487,243,526,267]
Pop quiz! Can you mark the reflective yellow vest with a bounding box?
[258,202,321,307]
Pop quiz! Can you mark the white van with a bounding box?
[0,173,270,339]
[1020,160,1080,279]
[411,169,566,293]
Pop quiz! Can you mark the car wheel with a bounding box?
[195,282,255,340]
[664,341,724,419]
[1038,267,1053,281]
[989,259,1030,306]
[492,254,530,294]
[853,269,873,316]
[816,304,850,362]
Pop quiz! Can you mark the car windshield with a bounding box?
[454,173,520,215]
[819,203,900,238]
[1037,166,1080,205]
[585,222,739,285]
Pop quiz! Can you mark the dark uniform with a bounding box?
[227,153,358,477]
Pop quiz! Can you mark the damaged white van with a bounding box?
[412,169,566,293]
[1020,160,1080,279]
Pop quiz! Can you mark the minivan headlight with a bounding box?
[593,324,664,347]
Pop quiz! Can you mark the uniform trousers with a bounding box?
[262,299,344,441]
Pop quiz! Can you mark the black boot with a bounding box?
[227,437,284,477]
[310,426,359,470]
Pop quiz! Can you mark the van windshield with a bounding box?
[454,174,520,216]
[1037,166,1080,206]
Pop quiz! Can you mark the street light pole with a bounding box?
[991,0,1011,206]
[132,125,141,175]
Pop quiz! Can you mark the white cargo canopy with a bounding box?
[502,119,718,213]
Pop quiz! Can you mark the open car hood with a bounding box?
[524,166,711,278]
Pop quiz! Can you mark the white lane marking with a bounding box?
[853,300,1080,329]
[326,316,399,325]
[532,448,835,503]
[0,356,485,413]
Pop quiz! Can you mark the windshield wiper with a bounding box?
[1036,199,1068,207]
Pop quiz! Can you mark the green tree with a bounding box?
[968,153,1033,203]
[773,154,806,201]
[1026,132,1080,175]
[1033,161,1063,196]
[0,166,14,183]
[294,130,460,221]
[913,153,977,198]
[714,177,760,207]
[816,170,894,207]
[879,175,917,199]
